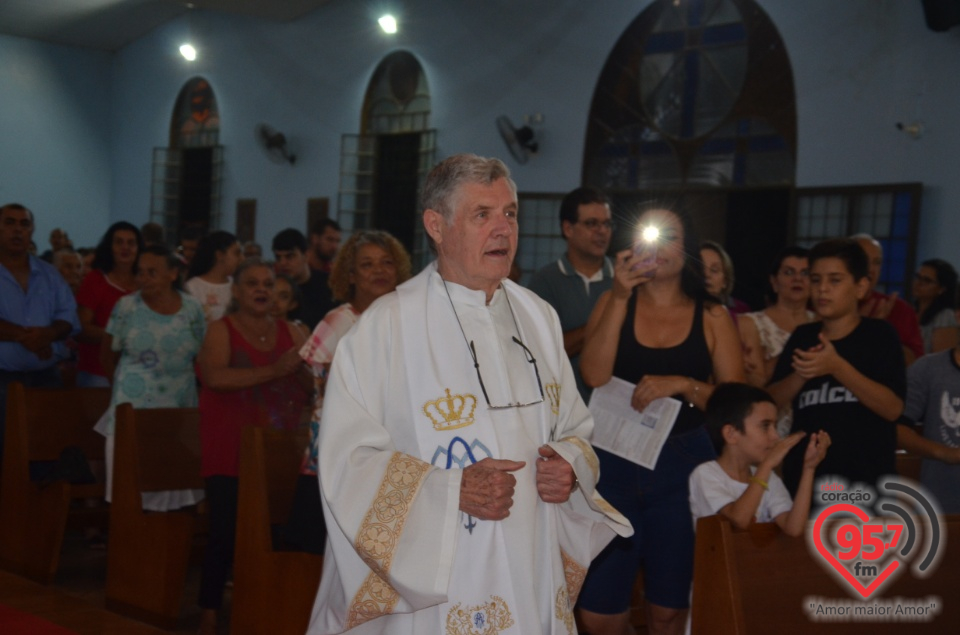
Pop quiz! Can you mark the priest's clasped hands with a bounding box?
[458,445,577,520]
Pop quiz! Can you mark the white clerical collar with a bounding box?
[429,268,503,308]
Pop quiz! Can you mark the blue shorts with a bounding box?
[577,427,715,612]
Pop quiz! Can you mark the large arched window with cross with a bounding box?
[585,0,796,190]
[583,0,797,308]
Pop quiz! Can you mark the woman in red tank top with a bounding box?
[75,222,142,387]
[195,259,312,635]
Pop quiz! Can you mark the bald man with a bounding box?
[853,234,923,364]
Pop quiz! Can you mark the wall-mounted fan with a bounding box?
[255,123,296,165]
[496,115,539,165]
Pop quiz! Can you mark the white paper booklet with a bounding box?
[588,376,682,469]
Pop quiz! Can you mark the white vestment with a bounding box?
[308,263,631,635]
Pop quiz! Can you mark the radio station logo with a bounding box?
[804,477,944,623]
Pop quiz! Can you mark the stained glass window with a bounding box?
[584,0,796,190]
[170,77,220,148]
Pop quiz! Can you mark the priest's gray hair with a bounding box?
[420,154,516,254]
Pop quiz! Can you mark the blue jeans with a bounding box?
[578,427,716,612]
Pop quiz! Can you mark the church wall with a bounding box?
[766,0,960,269]
[2,1,957,267]
[0,35,112,249]
[107,1,643,247]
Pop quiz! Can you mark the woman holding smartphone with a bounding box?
[577,204,743,635]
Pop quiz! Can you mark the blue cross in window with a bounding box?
[643,0,747,139]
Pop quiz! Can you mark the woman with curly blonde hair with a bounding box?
[283,230,412,553]
[326,230,412,306]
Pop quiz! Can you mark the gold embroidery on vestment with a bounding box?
[545,382,561,415]
[560,549,587,607]
[345,452,429,629]
[346,574,400,629]
[559,435,600,482]
[555,585,575,635]
[446,595,515,634]
[424,388,477,431]
[595,497,619,516]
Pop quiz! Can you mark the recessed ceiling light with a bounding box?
[378,14,398,34]
[180,44,197,61]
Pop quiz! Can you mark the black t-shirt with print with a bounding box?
[772,318,906,495]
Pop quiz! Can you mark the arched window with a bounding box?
[339,51,436,267]
[170,77,220,148]
[362,50,431,135]
[583,0,797,308]
[150,77,224,244]
[584,0,796,189]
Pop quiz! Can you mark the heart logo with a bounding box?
[811,503,901,599]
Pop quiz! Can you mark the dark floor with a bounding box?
[55,530,229,635]
[52,529,647,635]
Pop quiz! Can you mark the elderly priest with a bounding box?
[308,154,631,634]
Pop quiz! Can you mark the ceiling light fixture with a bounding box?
[180,43,197,61]
[378,14,398,34]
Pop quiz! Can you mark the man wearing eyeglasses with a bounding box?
[309,155,630,635]
[529,187,614,403]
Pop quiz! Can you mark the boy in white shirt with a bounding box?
[689,383,831,536]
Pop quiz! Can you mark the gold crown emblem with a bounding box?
[545,383,561,415]
[423,388,477,431]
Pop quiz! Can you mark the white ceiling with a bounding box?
[0,0,333,51]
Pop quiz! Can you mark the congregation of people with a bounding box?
[2,155,959,635]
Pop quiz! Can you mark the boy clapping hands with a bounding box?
[690,383,831,536]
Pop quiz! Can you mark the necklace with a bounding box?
[236,315,272,344]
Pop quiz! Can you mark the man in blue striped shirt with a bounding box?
[0,203,80,470]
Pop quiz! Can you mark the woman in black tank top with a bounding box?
[577,206,743,635]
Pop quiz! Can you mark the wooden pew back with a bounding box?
[0,383,110,583]
[231,426,321,635]
[692,514,960,635]
[120,405,204,493]
[105,403,204,629]
[895,450,922,483]
[22,386,108,462]
[261,427,302,524]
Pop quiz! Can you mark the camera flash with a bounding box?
[641,226,660,243]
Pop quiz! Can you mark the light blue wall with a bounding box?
[3,0,959,265]
[108,0,643,247]
[766,0,960,266]
[0,35,112,249]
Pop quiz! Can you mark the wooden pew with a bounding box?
[896,450,922,482]
[104,403,205,630]
[0,382,110,584]
[691,514,960,635]
[231,426,322,635]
